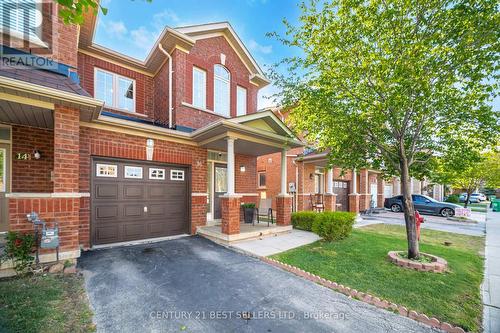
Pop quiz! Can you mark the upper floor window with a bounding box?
[0,0,44,45]
[192,67,206,109]
[95,68,135,112]
[236,86,247,116]
[214,64,230,117]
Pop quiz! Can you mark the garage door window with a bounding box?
[96,164,117,177]
[171,170,185,181]
[149,168,165,180]
[124,166,143,179]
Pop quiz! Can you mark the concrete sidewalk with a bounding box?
[231,229,320,256]
[483,210,500,333]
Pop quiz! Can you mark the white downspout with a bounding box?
[158,43,173,128]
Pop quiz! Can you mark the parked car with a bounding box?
[384,195,461,217]
[458,193,482,203]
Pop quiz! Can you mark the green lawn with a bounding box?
[271,224,484,332]
[459,202,488,213]
[0,274,95,333]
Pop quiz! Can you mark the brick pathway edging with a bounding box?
[260,257,467,333]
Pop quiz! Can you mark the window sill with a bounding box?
[181,102,230,119]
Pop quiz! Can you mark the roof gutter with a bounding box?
[0,76,104,111]
[158,43,173,129]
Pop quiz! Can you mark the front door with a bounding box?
[213,164,227,219]
[0,143,10,232]
[370,183,378,208]
[333,180,349,211]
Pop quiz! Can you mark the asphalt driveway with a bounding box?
[79,236,438,333]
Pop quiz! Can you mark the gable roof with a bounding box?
[228,110,296,138]
[175,22,269,86]
[79,13,270,87]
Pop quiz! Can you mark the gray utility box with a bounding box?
[40,227,59,249]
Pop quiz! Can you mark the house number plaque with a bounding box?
[15,153,31,160]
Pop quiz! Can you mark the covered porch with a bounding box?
[192,111,302,243]
[296,152,385,213]
[0,72,102,263]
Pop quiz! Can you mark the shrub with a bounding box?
[445,194,460,203]
[1,231,35,275]
[291,211,317,231]
[241,203,256,209]
[312,211,356,241]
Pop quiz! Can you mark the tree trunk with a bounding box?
[464,189,472,208]
[400,158,420,259]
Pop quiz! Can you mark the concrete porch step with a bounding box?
[197,223,293,246]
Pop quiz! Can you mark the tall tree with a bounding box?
[270,0,499,258]
[435,149,500,206]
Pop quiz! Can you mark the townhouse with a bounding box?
[256,108,446,212]
[0,1,301,264]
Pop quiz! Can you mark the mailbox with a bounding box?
[40,225,59,249]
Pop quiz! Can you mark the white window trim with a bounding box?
[149,168,165,180]
[124,166,143,179]
[214,64,231,117]
[96,164,118,178]
[258,171,266,188]
[192,66,207,109]
[0,1,46,47]
[94,67,136,113]
[170,170,185,181]
[236,85,247,116]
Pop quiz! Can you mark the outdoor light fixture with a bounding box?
[33,150,41,160]
[240,165,246,172]
[309,173,314,180]
[146,139,154,161]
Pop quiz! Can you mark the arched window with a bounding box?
[214,65,230,117]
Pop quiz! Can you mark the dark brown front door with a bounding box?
[333,180,349,212]
[91,158,189,245]
[213,164,227,219]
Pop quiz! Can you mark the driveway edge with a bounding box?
[260,256,467,333]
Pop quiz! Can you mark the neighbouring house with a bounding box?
[0,1,302,268]
[256,108,445,212]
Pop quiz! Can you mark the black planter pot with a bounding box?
[243,208,255,224]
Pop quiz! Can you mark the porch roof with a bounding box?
[0,74,103,128]
[191,110,303,156]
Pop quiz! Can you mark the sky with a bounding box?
[94,0,499,111]
[94,0,303,110]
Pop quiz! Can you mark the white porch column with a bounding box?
[280,148,287,195]
[327,168,334,194]
[226,137,235,195]
[351,168,358,194]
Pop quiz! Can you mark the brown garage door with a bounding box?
[333,180,349,212]
[91,158,189,245]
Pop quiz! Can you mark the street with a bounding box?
[356,210,486,236]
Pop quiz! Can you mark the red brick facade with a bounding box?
[2,11,283,262]
[2,3,79,68]
[11,125,54,193]
[78,53,155,119]
[221,196,241,235]
[276,196,292,226]
[77,36,259,130]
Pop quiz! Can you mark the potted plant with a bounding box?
[242,203,256,224]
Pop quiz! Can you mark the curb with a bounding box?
[260,256,467,333]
